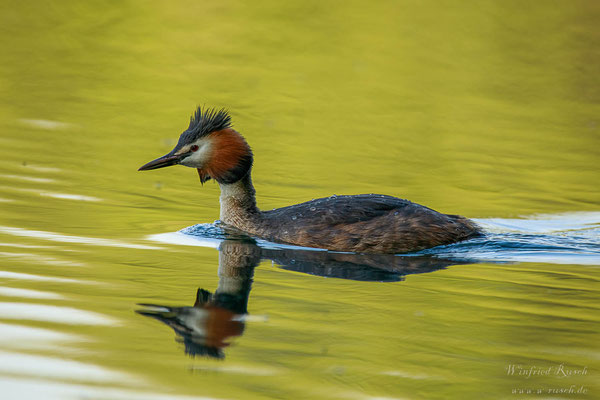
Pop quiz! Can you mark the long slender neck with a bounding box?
[219,172,261,229]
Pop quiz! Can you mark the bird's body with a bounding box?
[139,107,482,254]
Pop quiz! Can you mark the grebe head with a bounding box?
[138,107,253,184]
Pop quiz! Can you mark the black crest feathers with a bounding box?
[187,107,232,140]
[173,106,233,151]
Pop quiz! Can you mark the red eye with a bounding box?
[190,145,199,152]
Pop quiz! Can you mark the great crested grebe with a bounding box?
[139,107,482,253]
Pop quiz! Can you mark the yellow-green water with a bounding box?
[0,1,599,399]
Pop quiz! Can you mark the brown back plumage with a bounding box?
[230,194,482,253]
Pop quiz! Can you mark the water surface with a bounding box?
[0,1,599,399]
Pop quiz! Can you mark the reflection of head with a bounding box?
[181,288,247,358]
[138,287,250,359]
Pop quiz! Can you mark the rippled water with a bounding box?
[1,1,599,399]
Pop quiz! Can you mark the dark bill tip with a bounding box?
[138,154,181,171]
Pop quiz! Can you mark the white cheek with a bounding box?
[179,140,212,167]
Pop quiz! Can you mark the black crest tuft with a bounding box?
[187,106,232,140]
[173,106,233,150]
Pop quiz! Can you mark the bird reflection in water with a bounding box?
[136,239,473,359]
[137,240,258,359]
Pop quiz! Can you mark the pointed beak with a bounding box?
[138,152,186,171]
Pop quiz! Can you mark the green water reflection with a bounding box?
[0,1,598,399]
